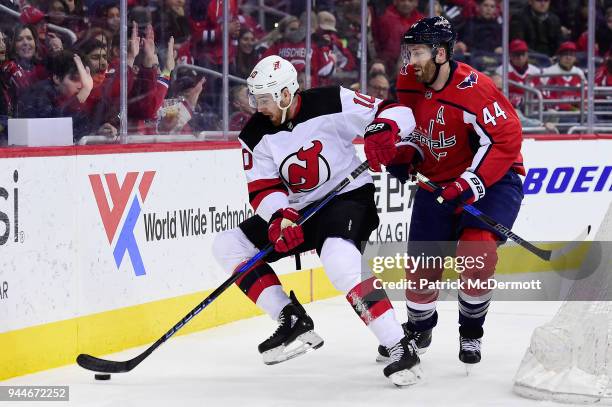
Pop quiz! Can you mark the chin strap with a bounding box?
[278,93,295,124]
[424,46,448,87]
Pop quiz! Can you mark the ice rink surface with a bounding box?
[3,297,566,407]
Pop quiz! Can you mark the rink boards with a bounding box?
[1,137,611,379]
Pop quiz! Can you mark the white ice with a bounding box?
[3,297,566,407]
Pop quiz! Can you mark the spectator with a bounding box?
[597,7,612,56]
[152,0,190,45]
[0,29,7,144]
[16,51,96,141]
[127,24,172,134]
[372,0,424,74]
[315,10,357,85]
[368,72,390,99]
[230,28,258,79]
[335,0,377,64]
[92,3,120,35]
[490,72,557,132]
[45,0,78,51]
[542,41,586,112]
[595,51,612,86]
[81,39,110,87]
[263,13,336,88]
[456,0,502,54]
[229,84,254,131]
[255,15,298,56]
[19,5,56,57]
[510,0,562,56]
[369,59,387,76]
[447,0,502,21]
[0,24,48,117]
[76,27,112,54]
[0,29,6,65]
[188,0,264,68]
[495,39,542,108]
[157,74,207,134]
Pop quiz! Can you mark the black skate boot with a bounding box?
[383,336,423,386]
[459,325,482,374]
[377,324,433,362]
[258,291,324,365]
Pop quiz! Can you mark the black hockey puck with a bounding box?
[94,373,111,380]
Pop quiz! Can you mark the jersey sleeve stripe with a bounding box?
[247,178,285,193]
[248,178,288,211]
[462,110,494,182]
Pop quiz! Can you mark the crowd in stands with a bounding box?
[1,0,612,146]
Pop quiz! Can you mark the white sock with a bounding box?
[256,285,291,321]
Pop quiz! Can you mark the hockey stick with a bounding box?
[76,160,371,374]
[415,173,591,262]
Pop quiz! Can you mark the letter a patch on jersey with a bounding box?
[436,106,445,125]
[457,71,478,89]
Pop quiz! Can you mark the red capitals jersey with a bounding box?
[397,61,525,187]
[542,63,586,111]
[495,63,542,108]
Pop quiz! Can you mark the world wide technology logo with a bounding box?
[89,171,156,276]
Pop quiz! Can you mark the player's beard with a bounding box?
[267,110,282,126]
[414,61,436,84]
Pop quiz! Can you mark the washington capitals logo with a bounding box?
[457,72,478,89]
[89,171,155,276]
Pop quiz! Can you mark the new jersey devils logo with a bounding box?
[280,140,330,193]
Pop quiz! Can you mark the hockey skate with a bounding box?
[258,291,324,365]
[458,325,482,374]
[383,336,423,387]
[459,336,481,375]
[377,324,432,362]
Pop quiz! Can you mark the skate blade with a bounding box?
[463,362,478,376]
[262,331,324,365]
[377,346,429,363]
[390,365,423,387]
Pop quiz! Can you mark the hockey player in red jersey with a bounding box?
[212,55,422,386]
[365,16,525,368]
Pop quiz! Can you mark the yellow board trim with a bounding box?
[0,241,589,380]
[1,268,334,381]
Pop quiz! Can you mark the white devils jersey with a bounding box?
[238,86,415,221]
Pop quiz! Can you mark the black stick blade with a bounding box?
[76,354,131,373]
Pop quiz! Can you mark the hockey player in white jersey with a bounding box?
[212,55,420,386]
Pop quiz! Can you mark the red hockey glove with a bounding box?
[268,208,304,253]
[363,118,400,172]
[438,172,486,211]
[1,61,29,90]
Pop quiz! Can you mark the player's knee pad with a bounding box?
[212,227,259,273]
[320,237,361,293]
[457,228,498,299]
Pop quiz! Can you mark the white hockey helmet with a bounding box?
[247,55,299,123]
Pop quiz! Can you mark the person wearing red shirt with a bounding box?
[542,41,586,112]
[372,0,424,75]
[595,52,612,86]
[0,24,47,117]
[495,39,542,108]
[365,16,524,369]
